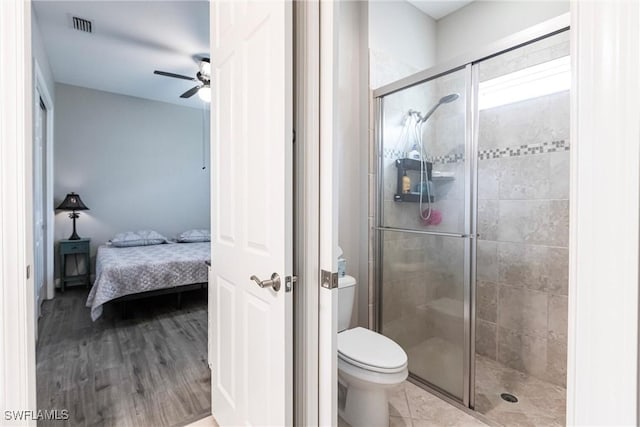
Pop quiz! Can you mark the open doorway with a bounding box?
[332,2,570,427]
[32,2,212,425]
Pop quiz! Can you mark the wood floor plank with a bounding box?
[37,288,210,426]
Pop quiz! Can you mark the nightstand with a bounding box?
[59,238,91,292]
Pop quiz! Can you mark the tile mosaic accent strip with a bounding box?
[431,153,464,164]
[382,148,463,164]
[478,140,570,160]
[383,140,570,163]
[382,148,407,159]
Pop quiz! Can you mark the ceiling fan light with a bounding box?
[200,60,211,77]
[198,86,211,103]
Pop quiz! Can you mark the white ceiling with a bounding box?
[407,0,474,20]
[33,0,209,109]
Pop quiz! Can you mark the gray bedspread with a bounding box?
[86,242,210,320]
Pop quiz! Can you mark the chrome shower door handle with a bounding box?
[250,273,281,292]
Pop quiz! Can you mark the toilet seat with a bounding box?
[338,327,408,374]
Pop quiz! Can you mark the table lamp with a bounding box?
[56,192,89,240]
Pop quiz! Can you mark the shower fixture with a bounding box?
[409,93,460,124]
[406,93,460,222]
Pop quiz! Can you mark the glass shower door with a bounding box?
[377,65,472,402]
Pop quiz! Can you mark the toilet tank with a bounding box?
[338,275,357,332]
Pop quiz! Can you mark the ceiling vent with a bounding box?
[72,16,92,33]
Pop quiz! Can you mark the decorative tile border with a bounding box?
[382,148,463,164]
[383,139,570,163]
[382,148,407,159]
[431,153,464,164]
[478,139,570,160]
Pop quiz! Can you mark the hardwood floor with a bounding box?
[36,287,211,427]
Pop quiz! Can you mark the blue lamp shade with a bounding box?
[56,192,89,240]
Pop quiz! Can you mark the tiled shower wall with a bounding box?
[474,31,570,388]
[475,91,569,388]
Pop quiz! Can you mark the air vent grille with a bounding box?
[72,16,92,33]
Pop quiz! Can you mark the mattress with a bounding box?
[86,242,210,320]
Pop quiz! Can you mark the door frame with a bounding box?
[33,59,55,304]
[293,1,321,425]
[567,1,639,424]
[2,1,640,425]
[318,1,339,426]
[0,0,37,421]
[293,2,340,425]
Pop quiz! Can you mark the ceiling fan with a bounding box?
[154,58,211,102]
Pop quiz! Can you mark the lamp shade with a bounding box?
[56,192,89,211]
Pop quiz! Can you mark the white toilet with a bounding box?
[338,275,408,427]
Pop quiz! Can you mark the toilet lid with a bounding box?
[338,327,407,373]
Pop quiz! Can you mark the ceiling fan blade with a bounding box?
[180,85,201,98]
[154,70,196,81]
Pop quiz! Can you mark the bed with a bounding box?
[86,242,210,320]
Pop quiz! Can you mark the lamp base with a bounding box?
[68,212,82,240]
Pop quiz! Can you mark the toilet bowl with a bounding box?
[337,276,408,427]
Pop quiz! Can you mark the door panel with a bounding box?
[209,1,293,426]
[380,230,466,399]
[377,65,472,404]
[380,68,467,235]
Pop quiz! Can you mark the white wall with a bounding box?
[436,0,569,63]
[337,1,369,327]
[368,0,437,88]
[54,83,210,276]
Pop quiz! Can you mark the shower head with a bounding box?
[411,92,460,123]
[439,93,460,104]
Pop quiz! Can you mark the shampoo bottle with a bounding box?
[402,171,411,193]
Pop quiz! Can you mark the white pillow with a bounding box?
[177,229,210,243]
[110,230,168,247]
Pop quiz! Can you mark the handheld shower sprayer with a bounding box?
[412,93,460,123]
[406,93,460,222]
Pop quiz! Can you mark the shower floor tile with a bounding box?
[475,355,566,427]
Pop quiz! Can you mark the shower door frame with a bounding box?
[372,13,571,410]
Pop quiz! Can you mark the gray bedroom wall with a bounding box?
[54,83,210,277]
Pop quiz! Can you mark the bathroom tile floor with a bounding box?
[339,380,488,427]
[475,355,566,427]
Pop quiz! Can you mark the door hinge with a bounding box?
[285,275,297,292]
[321,269,338,289]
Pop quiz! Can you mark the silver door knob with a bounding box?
[250,273,281,292]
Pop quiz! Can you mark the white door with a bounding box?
[33,96,46,323]
[209,1,293,426]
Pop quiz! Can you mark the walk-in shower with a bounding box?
[373,22,570,426]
